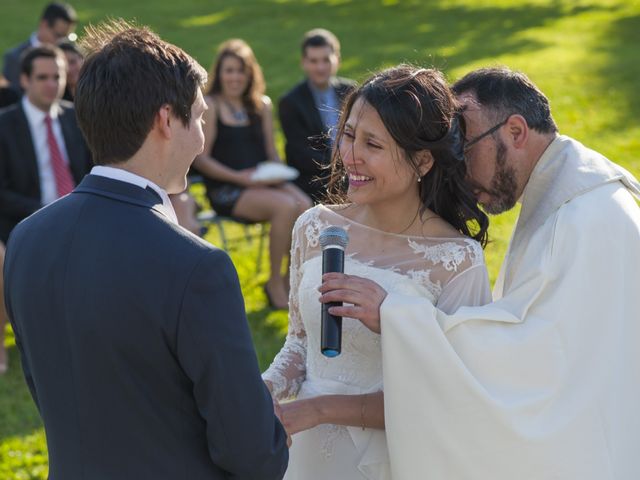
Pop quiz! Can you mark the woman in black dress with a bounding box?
[193,39,312,309]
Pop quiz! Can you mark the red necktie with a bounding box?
[44,115,75,198]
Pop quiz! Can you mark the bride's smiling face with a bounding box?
[339,97,420,208]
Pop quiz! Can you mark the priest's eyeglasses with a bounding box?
[463,118,509,153]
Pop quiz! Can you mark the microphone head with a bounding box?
[319,226,349,249]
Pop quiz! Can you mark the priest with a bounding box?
[319,67,640,479]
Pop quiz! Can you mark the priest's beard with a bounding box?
[481,138,519,215]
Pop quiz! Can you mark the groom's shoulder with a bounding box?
[156,221,223,258]
[144,224,238,286]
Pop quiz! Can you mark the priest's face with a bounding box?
[459,94,519,215]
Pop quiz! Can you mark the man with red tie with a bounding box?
[0,44,92,244]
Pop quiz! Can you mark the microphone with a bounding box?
[319,226,349,358]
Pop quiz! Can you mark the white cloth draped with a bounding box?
[380,136,640,479]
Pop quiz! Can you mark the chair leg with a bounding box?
[243,224,253,246]
[256,223,267,274]
[215,219,228,250]
[206,217,267,274]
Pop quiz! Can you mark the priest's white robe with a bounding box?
[380,136,640,479]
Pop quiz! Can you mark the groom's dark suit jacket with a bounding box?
[3,174,289,480]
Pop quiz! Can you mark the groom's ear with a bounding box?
[416,150,434,178]
[153,104,173,140]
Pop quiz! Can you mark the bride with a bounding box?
[262,65,491,479]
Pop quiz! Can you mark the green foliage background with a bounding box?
[1,0,639,477]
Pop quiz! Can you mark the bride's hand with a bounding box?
[280,398,322,436]
[318,272,387,334]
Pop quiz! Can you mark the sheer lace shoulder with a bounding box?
[312,205,486,299]
[262,205,489,398]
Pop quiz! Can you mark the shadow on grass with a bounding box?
[2,1,622,99]
[595,13,640,130]
[162,0,617,95]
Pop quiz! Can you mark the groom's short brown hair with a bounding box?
[75,19,207,165]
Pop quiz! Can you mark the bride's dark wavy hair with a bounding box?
[326,65,489,246]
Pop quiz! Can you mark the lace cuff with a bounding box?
[262,334,307,399]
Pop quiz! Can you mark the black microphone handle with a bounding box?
[321,246,344,357]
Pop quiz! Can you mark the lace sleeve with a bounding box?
[262,213,309,400]
[436,240,492,314]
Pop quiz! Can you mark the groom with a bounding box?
[3,21,289,479]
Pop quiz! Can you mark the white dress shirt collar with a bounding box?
[90,165,178,225]
[29,32,41,47]
[22,96,62,122]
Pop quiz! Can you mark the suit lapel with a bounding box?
[300,82,325,133]
[15,104,40,189]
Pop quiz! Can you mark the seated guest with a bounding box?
[0,45,92,245]
[2,2,77,93]
[192,39,312,310]
[279,28,355,202]
[58,40,83,101]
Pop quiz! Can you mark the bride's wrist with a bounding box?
[310,396,330,425]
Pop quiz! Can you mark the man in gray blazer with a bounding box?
[2,2,76,93]
[4,20,289,480]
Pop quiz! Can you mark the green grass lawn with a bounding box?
[2,0,640,477]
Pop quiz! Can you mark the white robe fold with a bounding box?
[380,136,640,479]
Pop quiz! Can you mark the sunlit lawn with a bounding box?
[1,0,639,477]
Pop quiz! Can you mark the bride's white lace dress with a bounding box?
[263,205,491,479]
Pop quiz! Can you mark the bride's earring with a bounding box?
[416,151,434,183]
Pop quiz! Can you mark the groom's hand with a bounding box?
[272,397,292,448]
[319,273,387,334]
[280,398,322,436]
